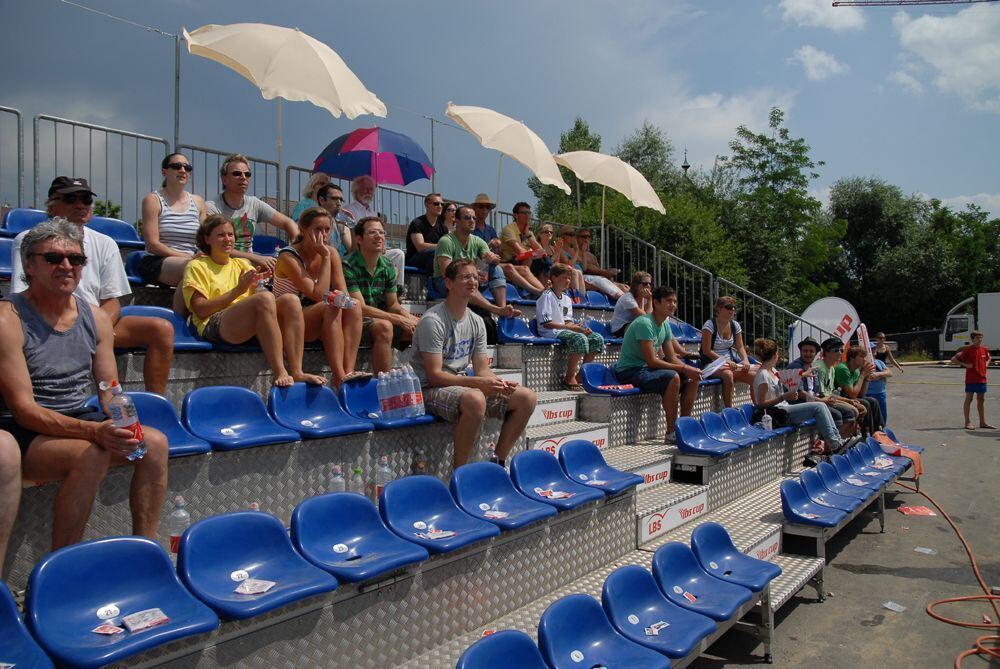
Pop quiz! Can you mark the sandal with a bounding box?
[563,381,585,392]
[343,370,372,383]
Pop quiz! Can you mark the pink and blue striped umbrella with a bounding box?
[313,126,434,186]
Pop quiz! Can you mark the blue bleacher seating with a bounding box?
[690,522,782,593]
[291,492,429,583]
[456,629,549,669]
[449,462,557,530]
[650,542,754,621]
[0,237,13,280]
[509,450,605,510]
[830,455,883,491]
[816,461,875,501]
[182,386,301,450]
[845,449,894,483]
[584,318,622,344]
[1,208,46,236]
[177,511,339,620]
[481,284,495,303]
[119,305,212,351]
[123,250,146,284]
[668,318,702,344]
[721,407,779,440]
[1,579,55,668]
[379,475,500,554]
[529,318,556,340]
[268,383,374,438]
[579,362,641,396]
[700,412,761,447]
[498,316,558,345]
[883,427,924,453]
[862,439,909,473]
[557,439,643,495]
[251,234,284,256]
[779,480,847,527]
[338,376,436,430]
[504,281,535,306]
[585,290,614,310]
[799,469,863,513]
[427,277,445,300]
[86,216,144,249]
[26,536,219,668]
[601,565,717,660]
[403,264,424,275]
[675,417,742,457]
[538,594,670,669]
[85,391,210,458]
[735,403,793,436]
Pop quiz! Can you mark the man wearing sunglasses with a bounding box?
[10,177,175,394]
[405,192,448,275]
[317,183,353,257]
[813,337,863,436]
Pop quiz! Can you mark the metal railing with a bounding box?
[656,249,714,329]
[714,276,835,351]
[33,115,169,224]
[0,106,23,207]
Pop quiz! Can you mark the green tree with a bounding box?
[614,122,678,194]
[92,199,121,219]
[528,116,601,225]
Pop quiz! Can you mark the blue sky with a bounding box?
[2,0,998,218]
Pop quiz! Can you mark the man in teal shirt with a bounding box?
[616,287,701,444]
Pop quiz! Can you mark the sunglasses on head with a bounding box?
[167,162,193,172]
[59,193,94,205]
[229,170,252,178]
[32,252,87,266]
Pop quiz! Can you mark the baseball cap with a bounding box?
[48,177,96,198]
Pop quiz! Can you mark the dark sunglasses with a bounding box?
[458,214,476,221]
[722,304,737,311]
[640,281,652,286]
[167,162,193,172]
[32,252,88,266]
[59,193,94,205]
[429,201,444,207]
[229,170,252,178]
[324,195,344,202]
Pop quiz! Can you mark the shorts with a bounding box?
[423,386,509,423]
[0,408,108,455]
[136,253,166,285]
[616,367,678,395]
[966,383,988,394]
[554,329,604,355]
[200,312,229,345]
[361,317,409,348]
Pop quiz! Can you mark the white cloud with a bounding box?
[888,70,924,95]
[938,192,1000,216]
[788,45,849,81]
[778,0,865,32]
[894,5,1000,113]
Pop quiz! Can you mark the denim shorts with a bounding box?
[966,383,988,394]
[615,367,678,394]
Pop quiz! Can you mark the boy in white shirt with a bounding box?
[537,263,604,391]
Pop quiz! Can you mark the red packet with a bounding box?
[898,506,936,516]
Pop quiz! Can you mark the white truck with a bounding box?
[939,292,1000,357]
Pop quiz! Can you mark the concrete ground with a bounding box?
[700,366,999,668]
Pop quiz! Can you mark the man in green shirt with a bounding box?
[616,287,701,444]
[813,337,864,437]
[836,345,882,435]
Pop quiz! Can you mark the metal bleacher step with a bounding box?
[523,419,609,453]
[527,390,583,429]
[634,481,709,544]
[602,441,674,490]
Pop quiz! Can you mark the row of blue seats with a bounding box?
[499,317,703,347]
[456,522,782,669]
[2,443,638,668]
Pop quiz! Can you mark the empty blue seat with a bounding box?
[86,216,145,249]
[1,579,54,668]
[651,542,754,622]
[509,450,606,510]
[721,407,777,440]
[450,462,557,530]
[538,594,670,669]
[268,383,374,438]
[27,537,218,668]
[675,417,742,457]
[251,234,284,256]
[799,469,862,513]
[85,391,210,458]
[585,290,614,310]
[123,250,146,284]
[830,455,884,491]
[862,438,909,474]
[601,565,716,659]
[845,449,895,483]
[338,376,435,430]
[579,362,640,396]
[183,386,301,450]
[667,318,702,344]
[291,492,428,582]
[403,264,425,275]
[2,208,47,236]
[690,522,783,593]
[700,412,760,447]
[816,461,874,501]
[498,316,557,345]
[119,305,212,351]
[177,511,338,620]
[780,479,847,527]
[883,427,924,454]
[585,318,623,344]
[457,629,549,669]
[0,237,13,279]
[558,439,643,495]
[379,475,500,553]
[504,281,535,306]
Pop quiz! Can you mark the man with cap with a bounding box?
[10,177,175,394]
[788,336,858,439]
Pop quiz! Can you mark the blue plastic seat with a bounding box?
[675,417,742,457]
[862,438,909,473]
[602,565,717,659]
[498,316,557,345]
[27,537,219,668]
[450,462,557,530]
[585,318,623,344]
[816,461,874,501]
[721,407,777,440]
[427,277,446,300]
[123,250,146,284]
[690,522,782,593]
[558,439,643,495]
[1,579,54,668]
[456,629,549,669]
[585,290,614,310]
[85,391,210,458]
[700,412,760,447]
[509,450,606,510]
[883,427,924,454]
[177,511,338,620]
[830,455,884,491]
[799,469,863,513]
[845,449,895,483]
[2,208,47,236]
[182,386,301,450]
[268,383,374,438]
[379,475,500,553]
[579,362,641,396]
[0,237,13,279]
[529,318,561,341]
[780,479,847,527]
[86,216,145,249]
[290,492,429,582]
[251,234,284,256]
[668,318,702,344]
[337,376,435,430]
[119,304,212,351]
[650,542,754,622]
[538,594,670,669]
[504,281,535,306]
[736,403,792,435]
[480,284,495,303]
[403,264,425,275]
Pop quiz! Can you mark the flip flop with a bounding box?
[563,381,584,392]
[343,370,372,383]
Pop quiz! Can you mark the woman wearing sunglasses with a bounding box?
[610,271,654,338]
[701,295,758,407]
[441,202,458,233]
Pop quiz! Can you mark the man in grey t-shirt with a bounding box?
[410,259,536,469]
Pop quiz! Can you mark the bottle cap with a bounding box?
[173,495,186,507]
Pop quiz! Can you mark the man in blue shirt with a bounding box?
[865,346,893,423]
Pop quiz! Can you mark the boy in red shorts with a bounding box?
[950,330,993,430]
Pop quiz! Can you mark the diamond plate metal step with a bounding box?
[768,553,825,611]
[524,419,609,455]
[602,442,673,490]
[527,390,582,428]
[635,482,708,544]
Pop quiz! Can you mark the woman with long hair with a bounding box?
[291,172,331,221]
[611,271,653,337]
[701,295,757,407]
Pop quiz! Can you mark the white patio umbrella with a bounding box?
[445,102,572,206]
[554,151,665,217]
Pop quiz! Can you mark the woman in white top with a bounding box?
[139,153,207,286]
[752,338,840,454]
[611,271,653,337]
[700,295,757,407]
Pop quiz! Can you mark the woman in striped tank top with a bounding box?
[273,207,365,388]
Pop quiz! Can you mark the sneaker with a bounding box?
[664,431,677,446]
[810,439,827,455]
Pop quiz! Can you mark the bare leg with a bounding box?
[514,265,545,294]
[977,393,994,428]
[565,352,584,386]
[156,257,191,287]
[108,427,168,538]
[716,368,735,408]
[662,374,681,433]
[114,316,174,394]
[217,292,293,387]
[453,390,487,468]
[172,286,188,319]
[369,318,394,375]
[0,432,20,563]
[963,393,973,429]
[276,293,324,385]
[495,386,536,462]
[680,377,699,417]
[342,305,363,375]
[304,303,346,386]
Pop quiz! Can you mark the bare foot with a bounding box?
[273,372,294,387]
[293,372,326,386]
[964,423,975,430]
[980,423,996,429]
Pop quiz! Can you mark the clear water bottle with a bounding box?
[167,495,190,554]
[349,467,365,494]
[255,278,269,293]
[400,366,416,418]
[388,369,405,420]
[248,501,260,511]
[406,365,425,416]
[375,455,393,500]
[323,289,356,309]
[98,380,146,461]
[411,447,427,475]
[376,372,391,419]
[329,465,346,492]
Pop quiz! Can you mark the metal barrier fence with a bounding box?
[0,106,24,208]
[656,249,714,329]
[33,115,169,224]
[714,276,834,351]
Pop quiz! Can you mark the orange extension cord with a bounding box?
[893,481,999,668]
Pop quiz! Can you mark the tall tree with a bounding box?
[614,122,677,194]
[528,116,601,224]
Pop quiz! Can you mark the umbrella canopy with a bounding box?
[314,127,433,186]
[554,151,665,214]
[445,102,571,194]
[183,23,387,119]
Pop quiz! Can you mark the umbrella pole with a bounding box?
[495,154,503,230]
[576,177,581,227]
[428,116,436,191]
[600,186,607,266]
[277,98,284,215]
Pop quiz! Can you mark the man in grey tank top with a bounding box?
[0,219,168,550]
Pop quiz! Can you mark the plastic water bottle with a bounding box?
[329,465,346,492]
[400,366,418,418]
[98,380,146,461]
[761,414,773,431]
[248,501,260,511]
[375,456,393,500]
[167,495,190,554]
[406,365,425,416]
[349,467,365,494]
[388,369,404,420]
[411,447,427,475]
[255,278,269,293]
[376,372,392,419]
[323,289,356,309]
